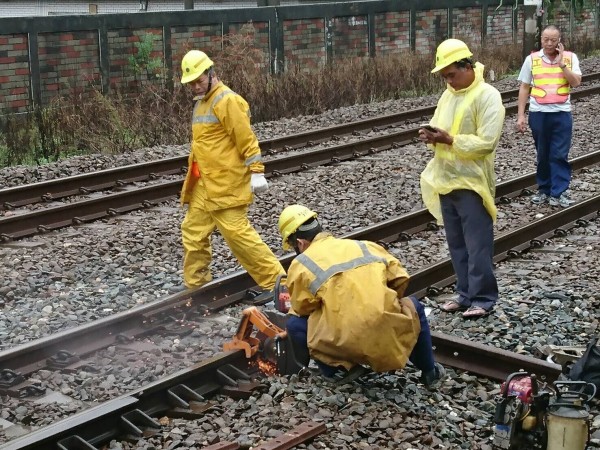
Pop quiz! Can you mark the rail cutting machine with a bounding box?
[223,306,308,376]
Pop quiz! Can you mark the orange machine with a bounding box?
[223,306,287,358]
[223,306,307,375]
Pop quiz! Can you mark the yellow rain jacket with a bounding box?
[420,63,505,224]
[180,82,265,210]
[287,232,421,372]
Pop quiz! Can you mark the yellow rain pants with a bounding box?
[181,204,285,289]
[180,82,285,290]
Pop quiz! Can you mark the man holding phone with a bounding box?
[516,25,582,208]
[418,39,505,319]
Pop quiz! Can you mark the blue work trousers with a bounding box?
[286,297,435,377]
[529,111,573,198]
[440,189,497,311]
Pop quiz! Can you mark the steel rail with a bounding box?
[2,104,600,243]
[1,348,326,450]
[3,191,597,385]
[431,331,562,383]
[4,142,600,243]
[0,182,181,240]
[0,351,252,450]
[2,73,600,212]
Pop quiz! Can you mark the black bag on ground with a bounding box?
[569,336,600,396]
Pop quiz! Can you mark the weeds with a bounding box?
[129,33,164,82]
[0,32,596,168]
[0,112,38,166]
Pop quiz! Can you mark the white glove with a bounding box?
[251,173,269,194]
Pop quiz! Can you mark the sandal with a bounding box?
[462,306,492,319]
[440,300,468,312]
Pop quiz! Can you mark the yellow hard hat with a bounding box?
[431,39,473,73]
[181,50,214,84]
[278,205,318,250]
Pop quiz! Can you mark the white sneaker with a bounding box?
[549,194,571,208]
[531,192,549,204]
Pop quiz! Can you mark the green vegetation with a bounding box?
[128,33,164,81]
[544,0,589,20]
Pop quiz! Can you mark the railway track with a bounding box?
[1,350,328,450]
[2,73,600,450]
[1,80,600,242]
[0,81,600,242]
[3,186,599,448]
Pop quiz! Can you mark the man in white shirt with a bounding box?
[516,25,582,208]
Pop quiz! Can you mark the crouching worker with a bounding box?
[277,205,445,389]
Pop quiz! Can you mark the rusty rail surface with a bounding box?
[2,75,599,213]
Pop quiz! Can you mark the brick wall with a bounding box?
[107,28,163,92]
[228,22,271,71]
[415,9,448,55]
[486,6,514,46]
[374,11,410,55]
[453,7,483,46]
[38,31,100,104]
[283,18,326,70]
[0,34,30,113]
[573,8,597,39]
[332,15,369,59]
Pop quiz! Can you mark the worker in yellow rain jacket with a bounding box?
[179,50,285,291]
[277,205,445,388]
[419,39,505,319]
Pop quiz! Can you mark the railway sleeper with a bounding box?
[120,409,162,441]
[0,379,46,398]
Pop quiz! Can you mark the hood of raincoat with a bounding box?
[445,62,485,95]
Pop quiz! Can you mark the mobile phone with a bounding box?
[421,125,437,132]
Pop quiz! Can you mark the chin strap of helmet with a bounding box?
[205,67,214,94]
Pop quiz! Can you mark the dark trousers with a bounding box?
[286,297,435,377]
[529,111,573,198]
[440,189,497,311]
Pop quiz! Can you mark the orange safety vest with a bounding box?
[530,51,572,104]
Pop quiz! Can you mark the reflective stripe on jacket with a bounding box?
[287,232,421,372]
[530,51,572,104]
[180,82,265,210]
[420,63,505,224]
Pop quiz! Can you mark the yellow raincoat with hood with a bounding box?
[287,232,421,372]
[420,63,505,224]
[179,82,284,289]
